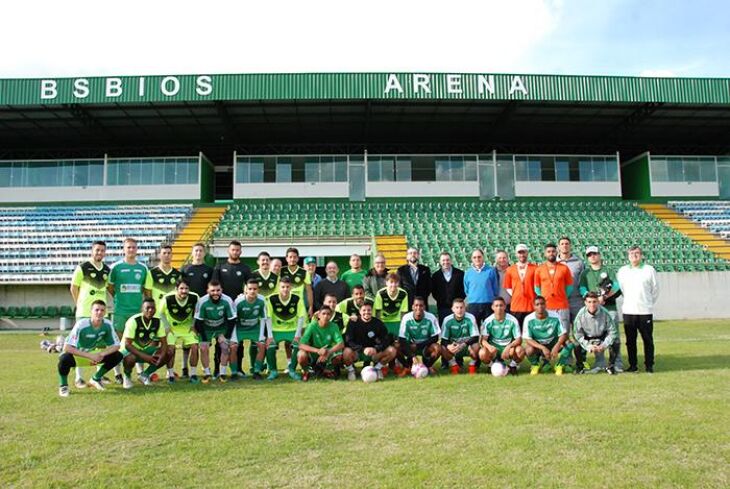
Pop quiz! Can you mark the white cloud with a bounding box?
[0,0,562,77]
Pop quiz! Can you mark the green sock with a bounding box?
[254,360,264,373]
[59,374,68,386]
[92,366,110,382]
[266,347,277,371]
[143,364,159,376]
[230,363,238,374]
[288,345,299,371]
[124,368,133,377]
[249,344,257,370]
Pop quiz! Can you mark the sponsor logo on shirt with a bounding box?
[120,284,142,293]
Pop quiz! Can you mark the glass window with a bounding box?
[605,157,619,182]
[684,159,701,182]
[699,159,716,182]
[277,162,292,182]
[305,160,319,182]
[555,159,570,181]
[162,160,175,184]
[89,161,103,186]
[464,157,477,181]
[395,158,411,181]
[592,158,607,181]
[11,162,25,186]
[435,158,450,181]
[151,160,164,184]
[450,157,464,181]
[381,158,395,182]
[0,162,11,187]
[334,157,347,182]
[250,161,264,183]
[651,159,668,182]
[107,161,118,185]
[59,162,74,186]
[73,160,89,187]
[579,159,593,182]
[527,159,541,181]
[667,158,683,181]
[321,158,335,182]
[367,158,381,181]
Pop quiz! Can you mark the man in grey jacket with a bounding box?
[557,236,585,321]
[573,292,619,375]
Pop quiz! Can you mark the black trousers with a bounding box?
[623,314,655,369]
[576,341,619,368]
[58,351,123,376]
[466,303,492,325]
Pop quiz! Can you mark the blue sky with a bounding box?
[1,0,728,78]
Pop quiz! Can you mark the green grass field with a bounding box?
[1,320,729,488]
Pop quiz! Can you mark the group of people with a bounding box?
[56,236,660,397]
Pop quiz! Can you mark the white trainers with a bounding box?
[74,379,87,389]
[59,386,70,397]
[122,376,134,389]
[376,368,384,381]
[139,374,152,386]
[88,378,105,391]
[347,369,357,381]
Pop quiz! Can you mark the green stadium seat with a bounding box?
[59,305,73,318]
[31,306,46,318]
[46,306,60,318]
[0,306,7,317]
[6,307,18,319]
[18,306,32,319]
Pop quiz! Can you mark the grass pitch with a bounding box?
[1,320,729,488]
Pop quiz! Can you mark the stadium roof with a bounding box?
[1,72,729,160]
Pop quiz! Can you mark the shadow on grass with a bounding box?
[636,354,730,373]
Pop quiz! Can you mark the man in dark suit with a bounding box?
[431,252,466,324]
[397,247,432,309]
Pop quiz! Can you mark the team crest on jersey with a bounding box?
[236,271,242,276]
[421,328,428,336]
[90,290,96,295]
[203,273,209,278]
[135,273,142,280]
[295,276,301,283]
[600,272,608,279]
[158,278,164,284]
[217,310,223,317]
[185,307,192,314]
[367,331,375,338]
[288,307,295,313]
[90,272,97,278]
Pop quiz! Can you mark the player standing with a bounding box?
[231,279,271,379]
[147,244,182,313]
[265,276,308,381]
[159,280,200,383]
[194,281,236,383]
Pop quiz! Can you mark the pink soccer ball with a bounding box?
[490,362,508,377]
[411,363,429,379]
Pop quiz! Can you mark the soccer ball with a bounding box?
[361,366,378,383]
[490,362,508,377]
[411,363,429,379]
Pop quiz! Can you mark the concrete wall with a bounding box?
[234,182,349,199]
[515,181,622,197]
[366,181,479,197]
[650,181,719,197]
[0,183,201,202]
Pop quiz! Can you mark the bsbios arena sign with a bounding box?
[39,75,213,100]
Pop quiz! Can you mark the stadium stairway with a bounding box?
[374,235,408,267]
[639,204,730,261]
[171,206,227,267]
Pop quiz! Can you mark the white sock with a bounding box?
[220,364,228,375]
[374,362,383,370]
[469,360,477,366]
[509,360,517,367]
[113,365,122,376]
[203,367,211,375]
[135,363,144,374]
[346,365,355,372]
[167,368,175,378]
[190,366,197,376]
[448,359,457,367]
[75,367,83,381]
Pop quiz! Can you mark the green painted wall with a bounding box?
[621,154,651,200]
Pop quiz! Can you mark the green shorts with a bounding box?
[446,343,475,358]
[167,330,199,347]
[307,350,343,366]
[383,321,400,337]
[112,313,134,333]
[231,327,261,344]
[272,330,296,345]
[68,350,107,367]
[121,344,159,359]
[200,328,227,344]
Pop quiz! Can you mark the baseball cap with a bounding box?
[515,244,529,253]
[585,246,599,256]
[303,256,316,265]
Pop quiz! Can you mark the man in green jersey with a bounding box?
[523,296,572,376]
[265,277,307,381]
[231,279,271,380]
[251,251,279,298]
[340,253,367,292]
[57,300,122,397]
[479,297,524,375]
[373,272,410,337]
[120,298,169,389]
[159,280,200,383]
[69,240,110,388]
[147,244,182,314]
[336,285,373,324]
[194,280,236,383]
[578,246,623,372]
[280,247,313,316]
[398,297,441,375]
[440,298,480,374]
[108,237,152,381]
[297,306,345,381]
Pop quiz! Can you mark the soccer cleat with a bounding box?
[236,371,247,379]
[646,367,654,374]
[288,370,302,381]
[347,369,357,381]
[450,365,460,375]
[573,367,586,375]
[397,368,411,378]
[115,374,124,384]
[219,374,228,383]
[228,373,239,381]
[267,370,279,381]
[530,365,540,376]
[100,376,112,385]
[122,376,134,389]
[626,366,639,373]
[540,361,552,373]
[202,374,212,384]
[252,372,263,380]
[181,368,189,378]
[167,376,176,384]
[139,374,152,385]
[301,371,310,382]
[59,386,70,397]
[614,366,624,374]
[468,364,478,375]
[605,366,616,375]
[376,368,384,380]
[88,378,105,391]
[283,367,290,375]
[190,375,200,384]
[74,379,87,389]
[508,365,518,376]
[586,366,602,375]
[554,365,564,376]
[392,365,404,377]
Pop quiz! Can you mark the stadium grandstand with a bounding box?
[0,72,729,323]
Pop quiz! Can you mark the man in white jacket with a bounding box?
[617,246,659,373]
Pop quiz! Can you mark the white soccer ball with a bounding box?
[360,366,378,383]
[490,362,508,377]
[411,363,429,379]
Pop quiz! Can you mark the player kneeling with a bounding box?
[398,297,441,376]
[479,297,524,375]
[343,302,397,381]
[120,298,170,389]
[440,298,480,374]
[523,296,573,376]
[296,306,345,381]
[57,300,123,397]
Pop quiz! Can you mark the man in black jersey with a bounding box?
[343,302,396,381]
[180,242,213,377]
